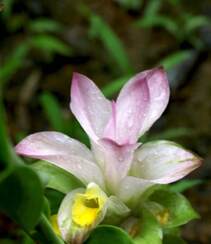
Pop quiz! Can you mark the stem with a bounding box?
[37,214,64,244]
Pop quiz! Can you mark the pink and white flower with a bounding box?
[15,67,201,206]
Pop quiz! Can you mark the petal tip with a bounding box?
[15,141,26,155]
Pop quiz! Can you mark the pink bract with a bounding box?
[15,67,201,204]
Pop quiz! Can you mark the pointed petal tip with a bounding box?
[72,71,83,77]
[15,143,23,154]
[72,72,90,83]
[71,72,81,89]
[132,140,202,185]
[190,155,203,170]
[155,65,165,72]
[15,140,33,156]
[71,72,87,92]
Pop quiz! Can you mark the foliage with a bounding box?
[169,179,203,193]
[135,0,210,48]
[89,14,133,75]
[134,208,162,244]
[148,189,199,228]
[0,16,71,88]
[0,165,43,231]
[32,160,83,194]
[85,225,134,244]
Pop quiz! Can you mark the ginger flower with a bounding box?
[15,67,201,243]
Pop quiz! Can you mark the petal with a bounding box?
[15,132,105,188]
[58,188,84,242]
[15,131,93,160]
[131,140,202,184]
[58,183,108,243]
[103,101,116,142]
[117,176,154,206]
[91,139,138,193]
[138,67,170,136]
[104,72,150,144]
[70,73,111,142]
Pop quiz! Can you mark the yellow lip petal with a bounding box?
[72,183,107,227]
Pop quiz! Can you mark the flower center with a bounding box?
[72,187,106,227]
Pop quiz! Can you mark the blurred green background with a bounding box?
[0,0,211,243]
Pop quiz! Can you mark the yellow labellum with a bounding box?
[72,185,106,227]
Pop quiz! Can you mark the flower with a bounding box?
[15,67,201,242]
[55,182,108,243]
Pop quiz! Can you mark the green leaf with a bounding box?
[159,51,193,70]
[45,189,64,214]
[0,165,43,231]
[163,226,181,236]
[85,225,134,244]
[149,190,199,228]
[29,35,71,56]
[0,43,29,86]
[43,197,51,219]
[89,14,133,74]
[163,234,187,244]
[0,99,23,167]
[28,18,63,33]
[40,92,66,132]
[36,214,64,244]
[169,179,203,193]
[145,127,193,142]
[184,15,210,34]
[135,15,178,37]
[134,208,162,244]
[32,161,83,194]
[144,0,162,17]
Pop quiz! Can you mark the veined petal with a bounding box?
[15,131,93,160]
[131,140,202,184]
[104,72,150,144]
[15,132,105,188]
[138,67,170,137]
[70,73,111,142]
[58,183,108,243]
[92,139,138,193]
[117,176,154,206]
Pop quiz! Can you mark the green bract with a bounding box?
[148,189,199,228]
